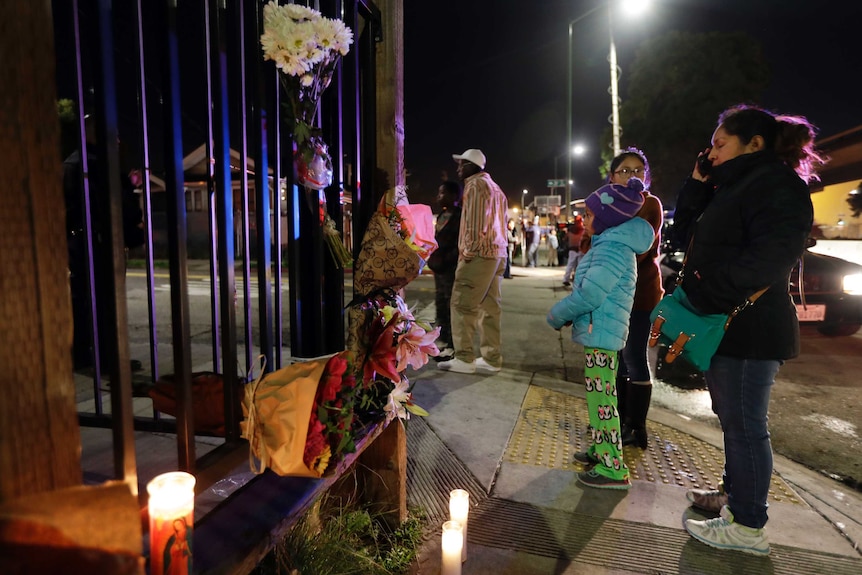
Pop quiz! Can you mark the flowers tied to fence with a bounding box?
[261,1,353,267]
[241,182,440,478]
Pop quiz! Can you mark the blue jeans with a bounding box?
[619,310,652,382]
[705,355,780,529]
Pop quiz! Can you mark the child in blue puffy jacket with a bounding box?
[547,177,654,490]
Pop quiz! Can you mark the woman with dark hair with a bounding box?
[606,148,663,450]
[674,104,826,555]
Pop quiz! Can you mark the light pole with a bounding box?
[567,1,650,213]
[522,189,528,214]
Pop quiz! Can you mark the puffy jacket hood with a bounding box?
[592,216,654,256]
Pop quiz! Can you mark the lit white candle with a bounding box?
[441,520,463,575]
[147,471,196,575]
[449,489,469,562]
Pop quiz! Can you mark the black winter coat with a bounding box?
[673,151,813,361]
[427,207,462,275]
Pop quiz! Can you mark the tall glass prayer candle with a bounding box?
[147,472,195,575]
[449,489,469,562]
[441,520,463,575]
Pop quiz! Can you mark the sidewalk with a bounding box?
[402,265,862,575]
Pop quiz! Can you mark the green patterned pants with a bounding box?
[583,347,629,481]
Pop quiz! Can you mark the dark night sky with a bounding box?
[403,0,862,208]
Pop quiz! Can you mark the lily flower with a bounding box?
[396,323,441,371]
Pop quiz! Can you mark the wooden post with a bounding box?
[356,418,408,527]
[376,0,405,188]
[0,0,82,501]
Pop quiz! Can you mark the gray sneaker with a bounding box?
[685,505,770,556]
[686,487,728,513]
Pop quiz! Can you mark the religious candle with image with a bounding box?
[147,471,195,575]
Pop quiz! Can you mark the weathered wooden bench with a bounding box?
[192,414,406,575]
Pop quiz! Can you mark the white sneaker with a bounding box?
[475,357,502,373]
[432,347,455,362]
[437,358,476,374]
[685,505,770,556]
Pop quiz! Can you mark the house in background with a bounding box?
[136,144,354,260]
[811,125,862,238]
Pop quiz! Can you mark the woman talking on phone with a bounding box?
[673,104,826,555]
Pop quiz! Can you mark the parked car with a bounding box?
[660,213,862,337]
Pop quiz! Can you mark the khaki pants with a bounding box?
[450,256,506,366]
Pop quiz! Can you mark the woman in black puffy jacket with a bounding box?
[673,105,826,556]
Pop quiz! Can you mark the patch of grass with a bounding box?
[252,497,427,575]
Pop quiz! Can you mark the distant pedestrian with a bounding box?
[523,220,539,267]
[676,104,825,555]
[546,227,559,266]
[504,219,519,279]
[547,177,653,490]
[562,217,585,287]
[438,149,508,375]
[426,180,462,361]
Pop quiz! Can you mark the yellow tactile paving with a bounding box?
[506,386,799,505]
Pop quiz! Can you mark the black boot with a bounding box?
[622,382,652,449]
[615,375,630,429]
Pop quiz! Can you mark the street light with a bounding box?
[522,189,528,213]
[553,144,586,180]
[566,1,650,217]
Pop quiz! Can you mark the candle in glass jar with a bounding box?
[441,520,463,575]
[147,471,196,575]
[449,489,469,562]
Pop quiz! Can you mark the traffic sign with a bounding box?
[546,179,567,188]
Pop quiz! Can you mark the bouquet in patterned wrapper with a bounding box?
[347,185,440,421]
[352,185,438,297]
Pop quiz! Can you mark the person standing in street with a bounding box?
[675,105,825,555]
[426,180,462,361]
[438,149,508,375]
[547,177,653,490]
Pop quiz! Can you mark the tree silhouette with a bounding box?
[609,31,769,206]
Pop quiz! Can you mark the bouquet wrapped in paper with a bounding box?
[241,352,360,478]
[352,186,438,297]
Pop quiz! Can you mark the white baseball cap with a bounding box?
[452,149,486,170]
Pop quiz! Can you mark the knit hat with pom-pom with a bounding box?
[584,176,645,234]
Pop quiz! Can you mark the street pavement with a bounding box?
[402,264,862,575]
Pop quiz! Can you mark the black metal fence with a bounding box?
[56,0,381,492]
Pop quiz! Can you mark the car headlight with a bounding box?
[843,273,862,295]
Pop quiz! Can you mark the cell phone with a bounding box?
[697,151,713,176]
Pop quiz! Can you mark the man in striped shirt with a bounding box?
[438,149,509,375]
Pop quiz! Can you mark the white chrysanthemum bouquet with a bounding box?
[261,1,354,266]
